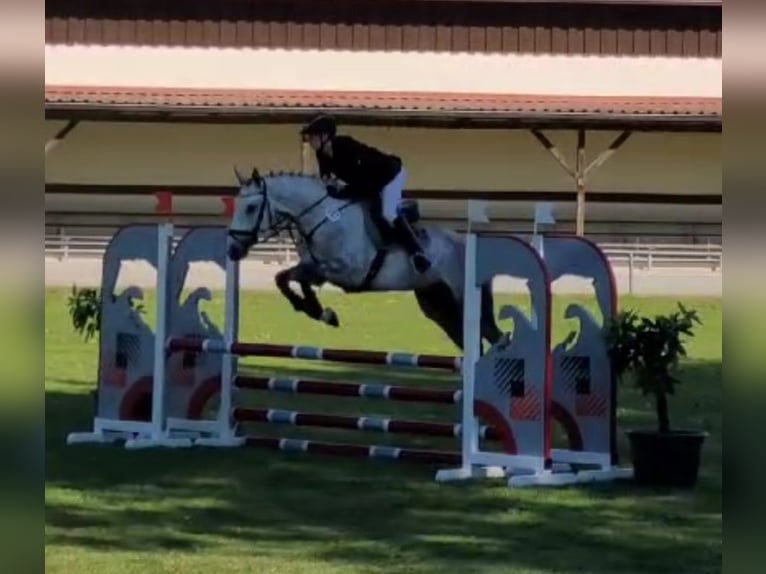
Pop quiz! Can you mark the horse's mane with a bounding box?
[266,169,322,182]
[238,169,329,196]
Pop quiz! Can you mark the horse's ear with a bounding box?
[251,167,261,182]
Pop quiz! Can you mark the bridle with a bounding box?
[227,178,282,248]
[228,174,353,258]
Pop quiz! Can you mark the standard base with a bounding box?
[435,465,508,482]
[508,466,634,488]
[124,436,195,449]
[67,431,128,445]
[165,418,246,448]
[436,463,633,488]
[166,417,224,435]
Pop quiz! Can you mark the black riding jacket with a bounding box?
[316,135,402,200]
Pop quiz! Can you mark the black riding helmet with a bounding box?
[300,114,337,141]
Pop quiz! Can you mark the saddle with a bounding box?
[363,199,428,249]
[348,198,430,293]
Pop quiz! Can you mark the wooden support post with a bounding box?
[575,130,586,236]
[576,130,632,236]
[530,128,632,237]
[583,131,632,178]
[45,120,79,156]
[530,129,576,178]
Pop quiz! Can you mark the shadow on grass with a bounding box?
[45,359,722,574]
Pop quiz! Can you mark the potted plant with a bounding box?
[67,285,145,340]
[605,302,707,488]
[67,286,102,341]
[67,286,152,420]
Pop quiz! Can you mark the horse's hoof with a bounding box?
[321,308,340,327]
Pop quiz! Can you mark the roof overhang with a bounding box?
[45,87,722,133]
[374,0,723,4]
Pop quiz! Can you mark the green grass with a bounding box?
[46,288,722,574]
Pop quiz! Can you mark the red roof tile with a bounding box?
[45,86,719,114]
[45,86,721,131]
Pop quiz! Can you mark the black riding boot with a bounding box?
[392,216,431,273]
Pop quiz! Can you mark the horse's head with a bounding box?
[227,166,330,261]
[227,166,276,261]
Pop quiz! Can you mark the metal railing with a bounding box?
[44,234,298,265]
[45,233,722,270]
[596,242,722,270]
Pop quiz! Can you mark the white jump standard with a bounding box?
[65,224,193,449]
[66,217,632,487]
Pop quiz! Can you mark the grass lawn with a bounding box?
[45,288,722,574]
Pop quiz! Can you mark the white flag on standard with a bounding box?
[533,202,556,226]
[467,200,490,224]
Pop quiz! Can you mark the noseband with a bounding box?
[227,179,278,247]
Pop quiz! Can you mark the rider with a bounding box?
[300,113,431,274]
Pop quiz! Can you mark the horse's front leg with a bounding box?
[294,266,340,328]
[274,266,310,315]
[274,264,339,327]
[297,281,339,327]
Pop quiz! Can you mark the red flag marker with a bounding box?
[221,196,235,218]
[155,191,173,215]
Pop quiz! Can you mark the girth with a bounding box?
[343,249,388,293]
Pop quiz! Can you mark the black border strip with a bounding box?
[45,183,723,206]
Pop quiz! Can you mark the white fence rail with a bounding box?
[44,234,298,265]
[596,242,722,270]
[45,234,722,271]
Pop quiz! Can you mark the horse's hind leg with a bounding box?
[415,283,502,352]
[414,284,464,351]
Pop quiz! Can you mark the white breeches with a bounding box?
[381,167,407,223]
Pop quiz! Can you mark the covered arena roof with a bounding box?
[45,86,722,132]
[403,1,721,3]
[46,0,721,59]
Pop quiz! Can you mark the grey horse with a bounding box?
[226,167,502,351]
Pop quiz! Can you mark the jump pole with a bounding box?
[169,339,461,371]
[234,375,461,404]
[164,221,462,449]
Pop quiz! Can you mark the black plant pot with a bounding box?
[627,429,708,488]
